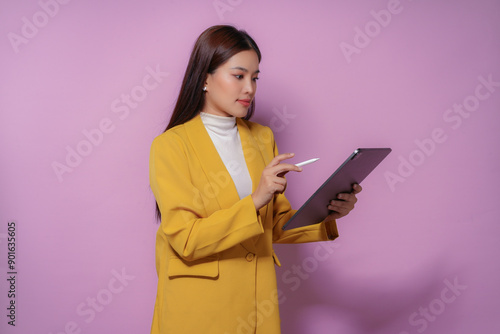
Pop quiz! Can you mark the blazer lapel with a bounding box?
[236,118,267,196]
[184,115,240,210]
[184,115,269,254]
[237,118,268,253]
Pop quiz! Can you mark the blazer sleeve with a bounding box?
[150,131,264,262]
[269,135,339,244]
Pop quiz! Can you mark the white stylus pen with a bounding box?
[295,158,320,167]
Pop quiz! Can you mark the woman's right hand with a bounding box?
[251,153,302,211]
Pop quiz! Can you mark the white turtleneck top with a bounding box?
[200,112,253,199]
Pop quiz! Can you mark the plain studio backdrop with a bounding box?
[1,1,499,333]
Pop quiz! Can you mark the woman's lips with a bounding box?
[237,99,251,107]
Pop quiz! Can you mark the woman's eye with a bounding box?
[235,75,243,79]
[253,77,259,82]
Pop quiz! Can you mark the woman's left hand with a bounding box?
[324,184,362,222]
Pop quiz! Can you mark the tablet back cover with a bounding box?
[282,148,391,230]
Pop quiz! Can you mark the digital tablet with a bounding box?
[282,148,392,230]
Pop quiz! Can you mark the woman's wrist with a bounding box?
[251,193,264,211]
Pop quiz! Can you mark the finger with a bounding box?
[329,199,354,212]
[337,193,357,204]
[352,184,362,194]
[327,203,350,217]
[271,176,288,193]
[273,182,286,194]
[328,201,348,211]
[272,176,287,187]
[327,205,348,218]
[269,153,295,167]
[272,163,302,176]
[277,170,288,178]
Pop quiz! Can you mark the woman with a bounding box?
[149,25,361,334]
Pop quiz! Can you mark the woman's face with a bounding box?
[203,50,260,118]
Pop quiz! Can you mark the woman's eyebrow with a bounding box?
[230,66,260,74]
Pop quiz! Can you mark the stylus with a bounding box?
[295,158,320,167]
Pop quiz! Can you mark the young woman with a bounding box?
[149,25,361,334]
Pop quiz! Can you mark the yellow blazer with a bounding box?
[149,114,338,334]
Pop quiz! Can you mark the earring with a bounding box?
[203,86,207,92]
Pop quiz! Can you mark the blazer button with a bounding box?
[245,253,255,262]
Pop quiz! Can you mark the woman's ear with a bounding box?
[203,74,212,92]
[204,73,211,89]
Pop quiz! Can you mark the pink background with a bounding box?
[1,0,499,333]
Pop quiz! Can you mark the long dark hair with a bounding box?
[155,25,262,221]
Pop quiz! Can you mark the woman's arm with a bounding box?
[266,137,347,244]
[272,183,361,243]
[150,132,264,261]
[272,191,339,244]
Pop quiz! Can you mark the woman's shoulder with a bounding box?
[151,114,207,152]
[151,123,189,151]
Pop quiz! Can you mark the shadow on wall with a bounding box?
[274,245,465,334]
